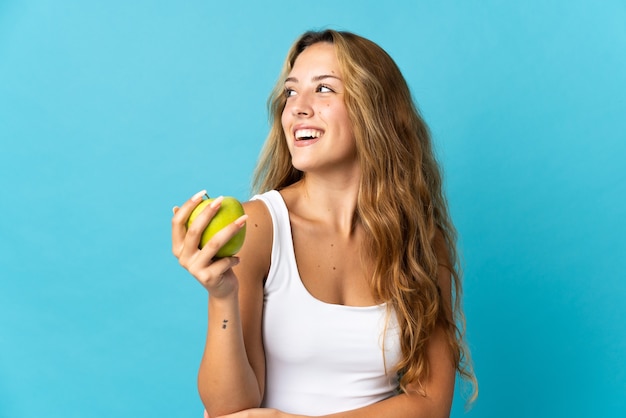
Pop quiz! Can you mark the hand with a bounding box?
[171,190,248,298]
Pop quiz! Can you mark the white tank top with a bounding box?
[252,190,401,415]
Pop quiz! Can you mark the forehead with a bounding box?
[289,42,340,77]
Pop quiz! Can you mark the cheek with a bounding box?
[333,105,352,132]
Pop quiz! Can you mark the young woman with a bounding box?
[172,30,477,418]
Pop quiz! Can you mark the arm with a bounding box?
[198,199,271,416]
[172,194,271,417]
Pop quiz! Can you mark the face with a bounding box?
[281,42,357,176]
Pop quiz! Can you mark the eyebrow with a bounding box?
[284,74,342,84]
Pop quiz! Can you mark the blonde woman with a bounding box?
[172,30,477,418]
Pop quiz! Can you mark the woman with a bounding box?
[172,30,477,417]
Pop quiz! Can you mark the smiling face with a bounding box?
[281,42,357,177]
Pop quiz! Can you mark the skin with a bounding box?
[172,42,456,418]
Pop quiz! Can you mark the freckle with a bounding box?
[255,223,258,227]
[331,244,334,247]
[333,267,336,270]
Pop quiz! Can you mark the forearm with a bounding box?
[199,293,262,416]
[322,392,451,418]
[217,392,451,418]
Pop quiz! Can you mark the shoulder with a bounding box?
[244,192,279,233]
[243,197,272,222]
[235,197,273,280]
[241,197,273,248]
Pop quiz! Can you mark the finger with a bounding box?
[194,213,248,263]
[171,189,208,255]
[181,196,225,258]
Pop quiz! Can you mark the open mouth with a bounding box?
[294,128,323,141]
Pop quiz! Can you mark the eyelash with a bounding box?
[317,84,334,93]
[284,84,334,98]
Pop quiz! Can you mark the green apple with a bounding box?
[186,196,246,258]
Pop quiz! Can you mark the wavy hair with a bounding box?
[253,29,477,403]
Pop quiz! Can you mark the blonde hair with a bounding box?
[253,30,477,403]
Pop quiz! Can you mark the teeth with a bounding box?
[295,129,323,140]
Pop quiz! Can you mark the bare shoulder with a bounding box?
[243,198,272,224]
[242,198,273,240]
[236,199,273,281]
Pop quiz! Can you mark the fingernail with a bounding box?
[234,214,248,227]
[191,190,207,202]
[209,196,224,209]
[172,206,179,214]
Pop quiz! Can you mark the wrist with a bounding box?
[207,290,240,323]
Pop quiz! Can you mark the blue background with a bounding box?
[1,1,625,417]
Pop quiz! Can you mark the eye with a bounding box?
[317,84,334,93]
[284,87,296,98]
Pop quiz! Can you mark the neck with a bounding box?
[291,172,361,235]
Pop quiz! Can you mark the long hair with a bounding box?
[253,29,477,403]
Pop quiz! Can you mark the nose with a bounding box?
[289,92,313,117]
